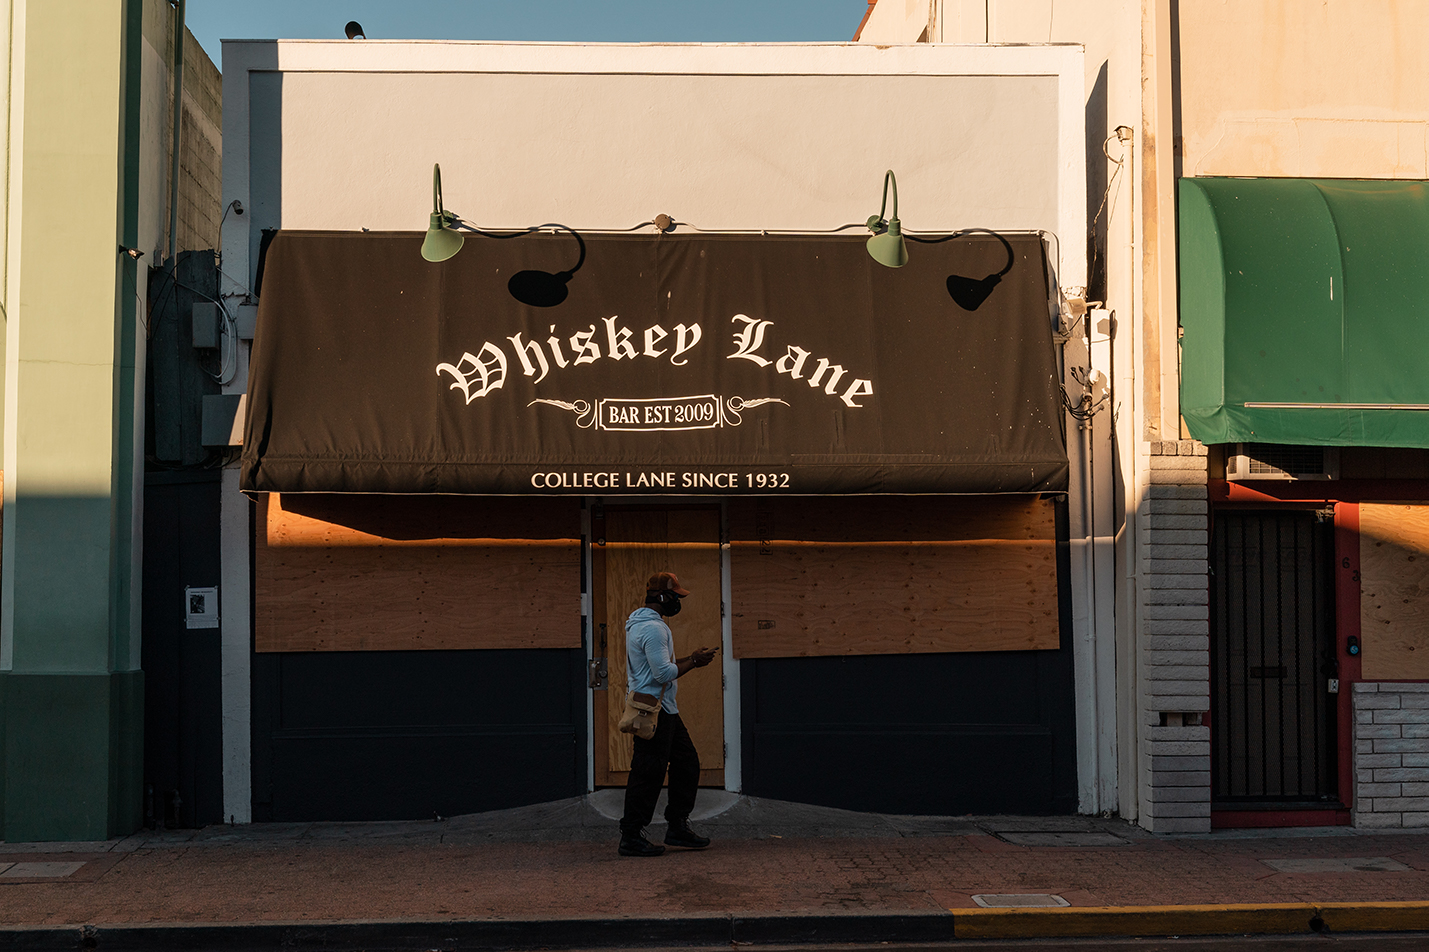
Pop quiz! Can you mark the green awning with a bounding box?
[1180,177,1429,447]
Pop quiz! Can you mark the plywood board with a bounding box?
[267,492,576,546]
[729,496,1059,658]
[663,509,724,774]
[599,507,724,782]
[1360,502,1429,680]
[604,510,666,774]
[254,496,581,652]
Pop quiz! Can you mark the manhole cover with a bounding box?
[0,862,85,879]
[972,893,1070,908]
[1262,857,1410,873]
[995,831,1129,847]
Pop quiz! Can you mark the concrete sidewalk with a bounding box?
[3,795,1429,948]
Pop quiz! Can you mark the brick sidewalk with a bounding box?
[3,821,1429,927]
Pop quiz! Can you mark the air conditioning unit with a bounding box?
[1225,443,1338,481]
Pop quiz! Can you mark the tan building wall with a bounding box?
[141,0,222,258]
[1178,0,1429,179]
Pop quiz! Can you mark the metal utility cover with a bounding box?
[972,894,1070,907]
[994,831,1129,847]
[1180,177,1429,447]
[1261,857,1411,873]
[0,862,85,878]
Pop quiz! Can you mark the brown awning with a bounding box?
[241,231,1067,495]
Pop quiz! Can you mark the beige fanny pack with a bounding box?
[618,688,665,740]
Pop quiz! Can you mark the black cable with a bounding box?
[145,267,178,340]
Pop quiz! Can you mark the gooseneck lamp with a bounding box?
[865,170,908,268]
[421,164,465,263]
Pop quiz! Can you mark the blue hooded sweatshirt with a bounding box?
[625,606,680,714]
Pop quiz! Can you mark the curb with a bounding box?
[0,914,956,952]
[1,904,1427,950]
[950,901,1429,939]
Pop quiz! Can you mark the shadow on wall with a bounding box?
[910,228,1017,311]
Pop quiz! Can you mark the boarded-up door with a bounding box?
[593,506,723,787]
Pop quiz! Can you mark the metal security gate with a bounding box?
[1210,510,1338,805]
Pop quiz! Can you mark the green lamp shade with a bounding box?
[422,212,464,263]
[866,219,908,268]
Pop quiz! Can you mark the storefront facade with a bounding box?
[218,40,1099,822]
[1181,177,1429,828]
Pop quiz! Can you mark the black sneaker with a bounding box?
[618,831,665,857]
[664,819,711,849]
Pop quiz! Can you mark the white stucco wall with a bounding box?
[223,41,1086,288]
[281,71,1058,234]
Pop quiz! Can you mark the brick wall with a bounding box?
[1138,440,1212,833]
[1353,682,1429,828]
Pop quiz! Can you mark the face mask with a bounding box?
[648,590,682,617]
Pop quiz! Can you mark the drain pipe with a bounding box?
[167,0,186,263]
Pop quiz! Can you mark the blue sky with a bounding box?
[185,1,873,65]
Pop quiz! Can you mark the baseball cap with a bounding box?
[646,571,691,597]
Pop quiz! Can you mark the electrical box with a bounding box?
[236,304,258,340]
[201,393,245,446]
[191,302,221,349]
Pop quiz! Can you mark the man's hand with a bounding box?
[675,646,720,678]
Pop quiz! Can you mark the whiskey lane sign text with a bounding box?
[436,314,875,415]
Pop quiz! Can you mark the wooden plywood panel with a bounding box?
[1360,502,1429,680]
[599,507,723,781]
[663,509,724,775]
[267,492,576,546]
[604,510,666,774]
[254,496,581,652]
[729,496,1058,658]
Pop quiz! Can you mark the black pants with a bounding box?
[620,710,700,835]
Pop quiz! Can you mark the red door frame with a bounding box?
[1203,479,1422,828]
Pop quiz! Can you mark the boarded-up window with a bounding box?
[255,494,582,652]
[1360,502,1429,680]
[729,495,1059,658]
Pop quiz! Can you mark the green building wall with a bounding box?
[0,0,146,842]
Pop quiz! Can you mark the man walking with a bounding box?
[619,571,718,857]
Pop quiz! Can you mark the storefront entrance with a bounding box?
[238,231,1075,817]
[1210,510,1339,807]
[592,505,725,787]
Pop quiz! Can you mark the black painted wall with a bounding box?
[739,499,1078,816]
[141,248,232,830]
[250,648,588,822]
[141,473,225,828]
